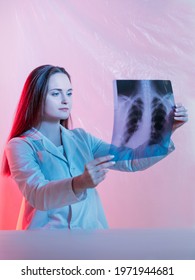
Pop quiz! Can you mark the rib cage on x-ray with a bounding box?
[111,80,174,150]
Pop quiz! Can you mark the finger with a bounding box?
[174,117,188,122]
[175,107,187,113]
[95,155,115,165]
[92,173,107,186]
[95,161,115,171]
[88,155,115,167]
[86,166,109,182]
[94,166,110,178]
[96,169,109,176]
[174,111,188,117]
[175,103,183,108]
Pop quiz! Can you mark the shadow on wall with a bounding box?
[0,176,22,230]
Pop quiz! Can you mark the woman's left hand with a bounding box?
[172,103,188,133]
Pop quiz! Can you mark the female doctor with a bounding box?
[2,65,188,230]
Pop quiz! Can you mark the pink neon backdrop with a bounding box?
[0,0,194,229]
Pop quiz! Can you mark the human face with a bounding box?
[43,73,72,122]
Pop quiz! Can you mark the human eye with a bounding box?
[67,91,72,96]
[51,91,60,96]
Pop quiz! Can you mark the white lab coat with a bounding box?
[5,126,174,229]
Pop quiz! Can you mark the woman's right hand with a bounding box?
[172,103,188,134]
[72,155,115,195]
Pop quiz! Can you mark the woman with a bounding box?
[1,65,188,230]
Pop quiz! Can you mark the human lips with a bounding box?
[58,108,69,111]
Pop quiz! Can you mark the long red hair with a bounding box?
[1,65,72,176]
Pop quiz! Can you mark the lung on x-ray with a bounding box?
[111,80,175,157]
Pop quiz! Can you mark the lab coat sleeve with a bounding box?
[81,129,175,172]
[5,138,85,211]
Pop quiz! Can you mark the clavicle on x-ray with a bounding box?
[111,80,175,159]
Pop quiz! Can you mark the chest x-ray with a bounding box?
[111,80,175,158]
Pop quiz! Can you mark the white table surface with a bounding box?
[0,228,194,260]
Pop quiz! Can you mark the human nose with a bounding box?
[61,93,68,104]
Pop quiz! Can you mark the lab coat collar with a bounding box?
[22,126,76,163]
[61,125,78,164]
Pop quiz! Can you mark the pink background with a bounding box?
[0,0,194,229]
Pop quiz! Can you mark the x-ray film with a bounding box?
[111,80,175,159]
